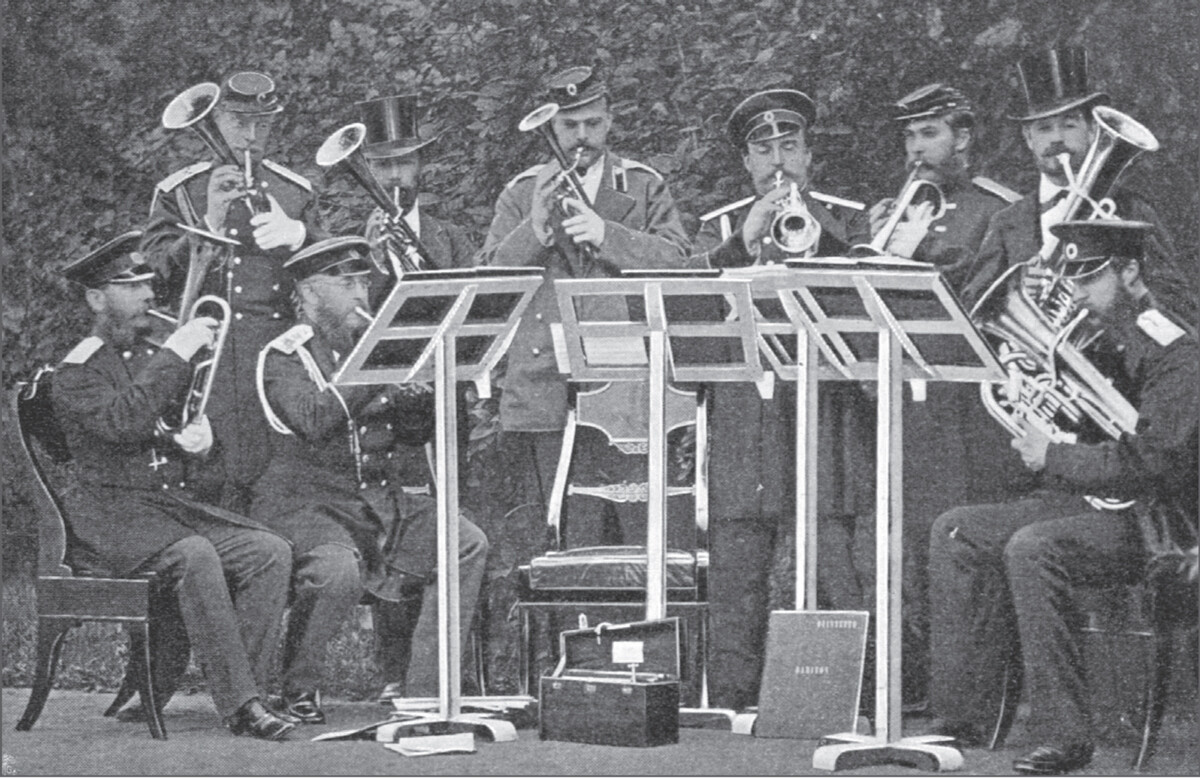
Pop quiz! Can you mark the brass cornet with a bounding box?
[155,295,231,436]
[850,162,945,257]
[316,123,436,276]
[517,103,600,265]
[768,172,822,256]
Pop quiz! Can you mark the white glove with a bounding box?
[163,316,217,361]
[250,194,306,251]
[172,415,213,456]
[883,200,935,258]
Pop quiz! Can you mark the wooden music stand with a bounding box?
[334,267,542,741]
[551,271,763,729]
[747,260,1002,771]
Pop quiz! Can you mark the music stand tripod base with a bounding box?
[813,733,963,772]
[379,712,519,743]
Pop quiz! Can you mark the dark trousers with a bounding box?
[928,492,1144,746]
[281,543,364,695]
[135,527,291,718]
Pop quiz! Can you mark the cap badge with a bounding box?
[566,83,578,97]
[1064,243,1078,260]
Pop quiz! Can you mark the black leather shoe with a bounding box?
[1013,742,1094,775]
[280,690,326,725]
[226,698,295,741]
[377,682,405,705]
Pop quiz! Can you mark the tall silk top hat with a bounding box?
[60,230,155,288]
[726,89,817,146]
[1013,45,1108,121]
[357,95,439,160]
[545,66,608,111]
[220,71,283,115]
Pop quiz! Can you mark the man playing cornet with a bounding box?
[142,70,324,513]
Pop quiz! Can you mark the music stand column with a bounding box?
[434,333,461,720]
[645,283,669,621]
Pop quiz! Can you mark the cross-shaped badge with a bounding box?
[148,448,169,471]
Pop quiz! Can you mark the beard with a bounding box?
[312,300,363,357]
[97,310,151,349]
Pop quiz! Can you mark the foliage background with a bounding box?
[4,0,1199,696]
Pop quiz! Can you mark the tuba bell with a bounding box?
[315,122,435,275]
[768,172,822,256]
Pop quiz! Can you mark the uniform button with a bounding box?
[227,271,234,279]
[235,312,244,320]
[386,452,394,459]
[532,347,541,356]
[385,423,393,430]
[934,226,947,233]
[379,396,389,405]
[234,285,243,294]
[380,479,387,487]
[179,481,186,488]
[362,453,370,462]
[359,481,367,490]
[261,181,269,188]
[145,348,154,355]
[233,257,242,265]
[535,313,543,321]
[272,312,281,319]
[359,425,368,434]
[272,283,280,291]
[229,228,238,236]
[162,483,169,490]
[122,351,132,360]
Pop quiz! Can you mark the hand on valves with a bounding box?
[163,316,218,362]
[172,415,214,456]
[1011,418,1050,472]
[740,175,792,257]
[250,194,306,251]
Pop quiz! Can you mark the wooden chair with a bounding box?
[10,367,167,739]
[514,381,710,701]
[990,572,1198,771]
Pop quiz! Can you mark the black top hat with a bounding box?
[1013,46,1108,122]
[220,71,283,115]
[1051,219,1151,280]
[726,89,817,146]
[284,236,373,282]
[60,231,155,288]
[545,66,608,111]
[893,83,974,125]
[357,95,439,160]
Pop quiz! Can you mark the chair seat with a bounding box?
[523,546,708,593]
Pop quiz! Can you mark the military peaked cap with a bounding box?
[60,230,155,288]
[545,66,608,111]
[727,89,817,146]
[1051,219,1151,280]
[284,236,373,281]
[220,71,283,115]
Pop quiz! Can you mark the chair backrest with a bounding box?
[546,380,709,552]
[10,367,74,577]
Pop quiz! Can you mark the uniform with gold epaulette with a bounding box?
[140,73,325,509]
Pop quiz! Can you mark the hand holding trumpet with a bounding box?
[163,316,219,361]
[172,415,214,456]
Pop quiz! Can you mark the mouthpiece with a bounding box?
[355,307,376,324]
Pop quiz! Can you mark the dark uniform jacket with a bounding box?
[141,158,324,494]
[692,190,874,520]
[251,322,441,597]
[1043,298,1198,555]
[51,336,266,576]
[475,153,694,431]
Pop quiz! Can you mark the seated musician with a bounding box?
[251,236,488,722]
[52,231,295,740]
[927,220,1198,774]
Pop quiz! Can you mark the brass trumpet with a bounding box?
[517,103,600,265]
[155,295,231,436]
[768,171,822,256]
[850,162,945,256]
[316,123,436,276]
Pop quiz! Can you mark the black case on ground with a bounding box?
[538,617,681,747]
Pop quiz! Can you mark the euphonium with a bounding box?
[517,103,600,264]
[155,295,231,436]
[315,123,435,276]
[849,161,946,256]
[768,172,822,256]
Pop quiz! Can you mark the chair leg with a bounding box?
[517,606,531,697]
[130,623,167,740]
[103,656,139,717]
[15,617,75,731]
[1134,629,1172,771]
[989,653,1022,750]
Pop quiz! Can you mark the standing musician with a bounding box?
[926,220,1197,775]
[959,46,1190,322]
[475,65,694,548]
[863,83,1020,708]
[252,237,488,722]
[52,232,295,740]
[356,94,478,308]
[142,70,324,513]
[352,93,477,701]
[691,88,874,712]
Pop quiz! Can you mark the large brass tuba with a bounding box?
[155,295,231,436]
[971,105,1157,445]
[315,122,436,276]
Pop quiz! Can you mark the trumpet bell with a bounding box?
[519,103,559,133]
[316,123,368,168]
[162,83,238,167]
